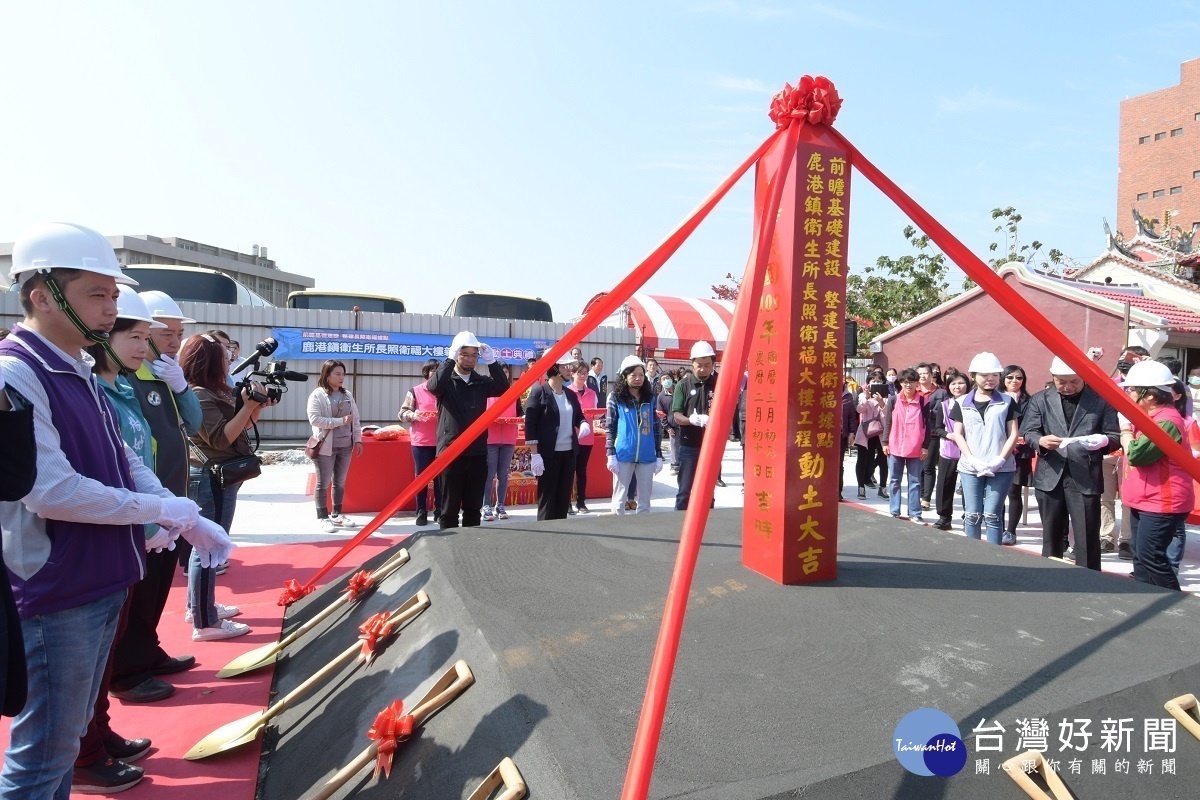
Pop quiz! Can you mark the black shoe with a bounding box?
[891,513,904,520]
[1001,532,1017,546]
[576,504,590,514]
[72,758,144,794]
[865,479,877,489]
[716,479,727,488]
[1101,539,1115,553]
[877,488,889,499]
[1117,542,1134,561]
[103,733,151,763]
[110,676,174,704]
[857,487,867,499]
[934,518,952,531]
[215,561,228,576]
[150,654,195,675]
[567,506,578,515]
[415,510,428,527]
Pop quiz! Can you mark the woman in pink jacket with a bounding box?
[483,364,519,521]
[1119,360,1195,591]
[398,359,441,527]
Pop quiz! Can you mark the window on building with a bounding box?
[1170,186,1182,195]
[1195,112,1200,121]
[1171,128,1183,137]
[1155,131,1167,140]
[1137,192,1149,200]
[1139,135,1150,144]
[1153,189,1165,198]
[1194,170,1200,180]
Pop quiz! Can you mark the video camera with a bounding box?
[231,337,308,406]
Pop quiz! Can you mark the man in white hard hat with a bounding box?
[0,223,232,796]
[104,291,204,706]
[427,331,510,529]
[672,341,719,509]
[1019,355,1120,571]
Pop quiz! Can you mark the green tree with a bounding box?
[961,206,1064,289]
[846,225,950,354]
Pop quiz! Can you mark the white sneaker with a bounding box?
[330,514,359,529]
[482,506,495,522]
[185,603,241,624]
[321,518,338,533]
[192,619,251,641]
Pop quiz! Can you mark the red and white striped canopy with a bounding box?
[624,294,735,361]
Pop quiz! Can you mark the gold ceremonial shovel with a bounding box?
[185,590,430,760]
[1001,751,1073,800]
[308,659,475,800]
[466,757,527,800]
[1165,693,1200,741]
[217,548,410,678]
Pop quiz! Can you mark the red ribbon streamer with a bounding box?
[357,611,395,664]
[284,128,785,598]
[343,569,374,602]
[276,578,315,607]
[366,699,414,779]
[768,75,842,129]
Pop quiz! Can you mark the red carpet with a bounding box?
[0,536,405,799]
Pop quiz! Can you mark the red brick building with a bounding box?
[1117,58,1200,239]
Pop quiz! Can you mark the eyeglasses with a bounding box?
[1005,375,1024,381]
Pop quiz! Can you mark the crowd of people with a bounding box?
[844,348,1196,591]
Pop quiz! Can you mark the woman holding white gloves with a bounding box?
[307,359,363,533]
[948,352,1019,545]
[524,352,589,520]
[605,355,663,514]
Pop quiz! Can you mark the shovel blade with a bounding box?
[184,710,268,760]
[216,642,284,678]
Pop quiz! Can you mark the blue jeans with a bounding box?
[0,589,127,800]
[960,471,1015,544]
[888,455,923,518]
[484,443,516,509]
[187,468,242,629]
[1167,516,1187,573]
[675,444,714,510]
[1130,507,1185,591]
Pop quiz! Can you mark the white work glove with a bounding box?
[655,458,664,475]
[689,413,710,428]
[179,517,234,569]
[987,456,1006,472]
[1080,433,1110,451]
[607,454,619,473]
[478,343,496,365]
[150,354,189,394]
[578,421,591,439]
[968,457,993,476]
[1117,413,1131,430]
[144,526,177,553]
[155,496,200,535]
[530,453,545,477]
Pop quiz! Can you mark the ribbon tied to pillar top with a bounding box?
[768,75,843,129]
[365,699,414,779]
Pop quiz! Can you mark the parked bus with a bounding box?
[287,290,406,314]
[123,265,272,306]
[445,291,553,322]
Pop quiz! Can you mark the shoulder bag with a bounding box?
[191,442,262,490]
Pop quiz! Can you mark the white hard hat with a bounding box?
[138,289,195,323]
[1048,356,1077,376]
[116,285,166,328]
[9,222,136,285]
[1119,360,1176,389]
[555,351,577,366]
[690,341,716,360]
[967,352,1004,374]
[619,354,646,374]
[450,331,482,352]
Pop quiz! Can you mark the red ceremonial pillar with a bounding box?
[742,123,851,585]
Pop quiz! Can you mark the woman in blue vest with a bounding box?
[605,355,663,514]
[948,352,1019,545]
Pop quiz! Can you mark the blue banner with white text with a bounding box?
[270,327,552,365]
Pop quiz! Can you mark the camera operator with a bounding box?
[178,333,278,641]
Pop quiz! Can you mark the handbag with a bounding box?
[865,418,883,438]
[191,443,262,489]
[304,432,328,460]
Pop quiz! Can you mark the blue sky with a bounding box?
[1,1,1197,319]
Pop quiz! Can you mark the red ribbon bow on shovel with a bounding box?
[276,578,315,607]
[366,699,414,779]
[343,569,374,602]
[357,611,395,665]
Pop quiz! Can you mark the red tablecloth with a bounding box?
[306,431,613,514]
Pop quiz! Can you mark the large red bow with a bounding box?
[366,699,414,778]
[277,578,315,607]
[343,569,374,602]
[768,75,842,130]
[357,611,395,664]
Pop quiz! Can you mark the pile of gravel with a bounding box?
[259,449,311,466]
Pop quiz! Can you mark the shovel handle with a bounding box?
[466,757,527,800]
[278,549,410,650]
[1165,693,1200,741]
[309,660,474,800]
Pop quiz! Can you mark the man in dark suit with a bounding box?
[1019,356,1120,571]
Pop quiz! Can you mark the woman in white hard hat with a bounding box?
[948,352,1019,544]
[1119,360,1194,591]
[605,355,664,514]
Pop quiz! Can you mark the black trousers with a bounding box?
[934,455,959,523]
[574,444,592,509]
[855,438,887,487]
[538,449,576,520]
[439,454,488,529]
[1035,477,1102,571]
[110,548,177,691]
[921,438,939,502]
